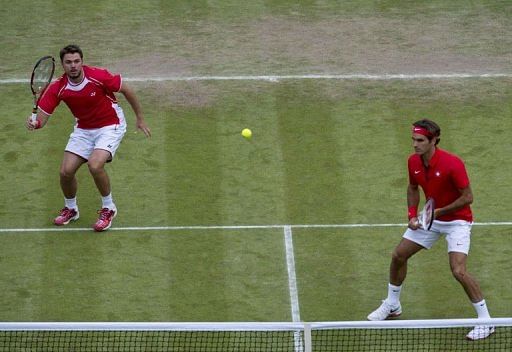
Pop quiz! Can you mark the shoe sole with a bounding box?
[387,311,402,319]
[466,327,495,341]
[367,311,401,321]
[54,214,80,226]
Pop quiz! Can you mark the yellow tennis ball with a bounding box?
[241,128,252,139]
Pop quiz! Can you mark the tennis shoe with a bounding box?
[367,300,402,321]
[54,207,79,226]
[93,208,117,232]
[466,325,495,340]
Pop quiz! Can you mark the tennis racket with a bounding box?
[419,198,435,231]
[30,56,55,122]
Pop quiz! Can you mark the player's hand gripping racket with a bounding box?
[419,198,435,231]
[30,56,55,122]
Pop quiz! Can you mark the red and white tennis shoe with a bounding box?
[93,208,117,232]
[54,207,79,226]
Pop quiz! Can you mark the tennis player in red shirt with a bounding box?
[367,119,493,340]
[26,44,151,231]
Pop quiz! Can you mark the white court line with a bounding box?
[1,72,512,84]
[1,222,512,233]
[283,225,303,352]
[284,226,301,322]
[125,73,512,82]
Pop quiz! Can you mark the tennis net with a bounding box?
[0,318,510,351]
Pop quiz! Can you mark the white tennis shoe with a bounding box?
[466,325,495,340]
[367,300,402,321]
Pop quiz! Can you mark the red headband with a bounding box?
[412,126,433,138]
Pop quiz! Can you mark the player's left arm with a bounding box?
[407,183,421,230]
[434,185,473,218]
[119,83,151,137]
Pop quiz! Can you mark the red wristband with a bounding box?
[408,206,418,219]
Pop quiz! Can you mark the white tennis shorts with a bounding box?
[65,106,127,161]
[403,220,472,254]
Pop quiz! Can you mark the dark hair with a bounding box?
[413,119,441,145]
[60,44,83,62]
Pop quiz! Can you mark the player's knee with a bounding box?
[451,267,466,282]
[391,249,407,265]
[59,168,75,180]
[87,161,105,175]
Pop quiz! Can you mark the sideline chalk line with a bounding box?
[1,72,512,84]
[1,222,511,233]
[284,225,301,323]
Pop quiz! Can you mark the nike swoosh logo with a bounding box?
[390,307,400,313]
[414,170,421,174]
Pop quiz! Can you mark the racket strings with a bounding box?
[32,60,54,93]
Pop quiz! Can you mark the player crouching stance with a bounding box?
[367,119,494,341]
[26,44,151,231]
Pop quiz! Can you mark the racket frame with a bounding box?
[420,198,435,231]
[30,56,55,122]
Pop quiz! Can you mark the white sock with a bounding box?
[386,283,402,306]
[64,197,77,210]
[473,299,491,319]
[101,193,116,210]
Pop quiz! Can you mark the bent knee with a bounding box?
[87,161,105,174]
[59,167,76,180]
[391,249,408,264]
[451,267,467,281]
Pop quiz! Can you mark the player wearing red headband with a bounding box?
[367,119,494,340]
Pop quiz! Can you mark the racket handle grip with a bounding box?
[31,112,37,122]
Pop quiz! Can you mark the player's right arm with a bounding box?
[407,183,421,230]
[26,78,60,131]
[26,110,50,131]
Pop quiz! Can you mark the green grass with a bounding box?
[0,229,291,322]
[295,227,512,321]
[1,1,512,348]
[5,79,511,227]
[2,77,511,324]
[2,1,511,76]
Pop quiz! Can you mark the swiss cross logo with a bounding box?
[90,92,96,97]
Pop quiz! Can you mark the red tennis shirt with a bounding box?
[408,148,473,222]
[38,65,122,129]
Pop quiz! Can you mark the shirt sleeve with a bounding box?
[92,67,122,92]
[37,81,61,115]
[451,157,470,189]
[408,156,418,185]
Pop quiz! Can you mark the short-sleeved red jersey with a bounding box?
[408,148,473,222]
[38,65,122,129]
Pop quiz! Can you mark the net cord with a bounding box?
[0,318,510,331]
[313,318,511,329]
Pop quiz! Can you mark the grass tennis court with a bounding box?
[1,0,511,329]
